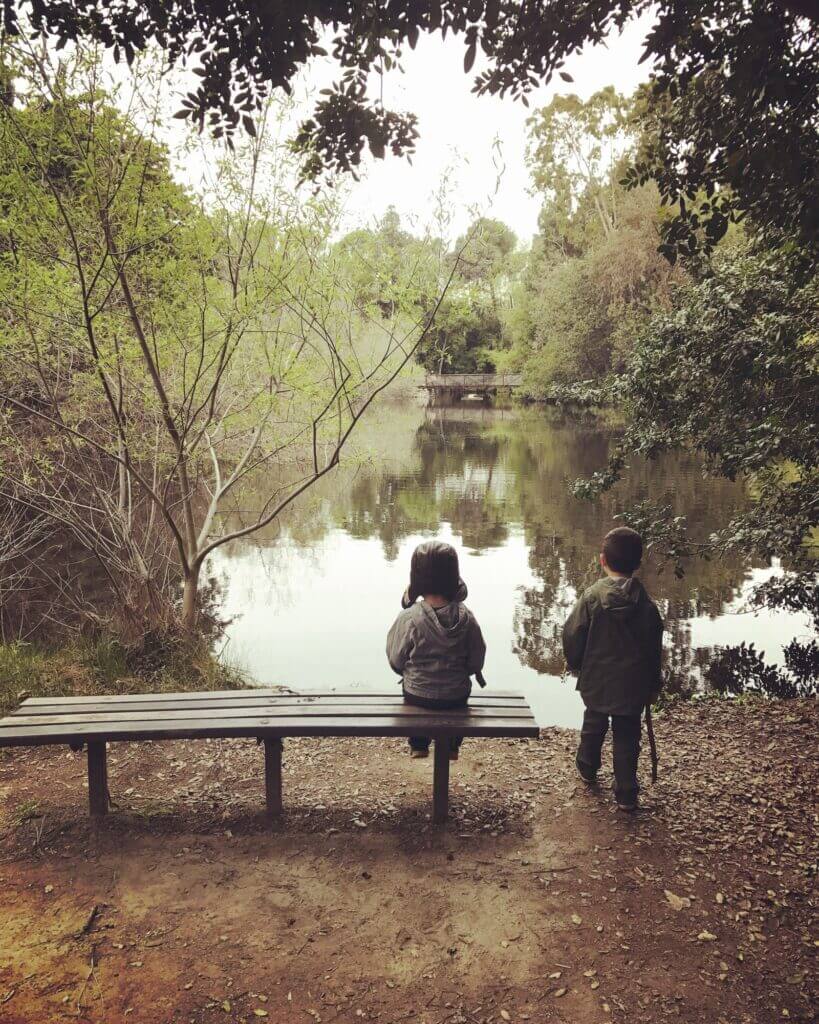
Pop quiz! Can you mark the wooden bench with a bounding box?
[0,689,539,824]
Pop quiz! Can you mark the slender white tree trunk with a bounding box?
[181,564,201,633]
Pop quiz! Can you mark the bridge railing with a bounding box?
[423,373,523,388]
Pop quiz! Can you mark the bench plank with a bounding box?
[11,694,527,716]
[0,715,537,746]
[20,689,528,705]
[4,705,536,731]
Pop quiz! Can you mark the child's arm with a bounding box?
[562,594,590,673]
[466,617,486,676]
[386,613,414,676]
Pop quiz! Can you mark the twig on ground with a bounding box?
[75,904,100,938]
[75,953,95,1015]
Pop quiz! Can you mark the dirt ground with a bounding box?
[0,698,816,1024]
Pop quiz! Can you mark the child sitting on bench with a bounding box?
[386,541,486,759]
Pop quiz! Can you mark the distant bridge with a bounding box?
[420,372,523,403]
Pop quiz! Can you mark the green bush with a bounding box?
[0,634,247,717]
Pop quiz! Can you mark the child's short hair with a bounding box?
[408,541,460,602]
[602,527,643,575]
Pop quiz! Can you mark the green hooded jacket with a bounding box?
[562,576,663,716]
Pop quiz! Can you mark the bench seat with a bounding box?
[0,689,539,823]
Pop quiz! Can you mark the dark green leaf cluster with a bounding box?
[705,641,817,698]
[571,241,818,560]
[415,297,504,373]
[565,236,818,687]
[619,243,818,489]
[626,2,818,257]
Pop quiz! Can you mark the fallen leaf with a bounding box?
[664,890,691,911]
[571,913,582,925]
[500,1011,511,1021]
[697,931,717,942]
[554,988,567,998]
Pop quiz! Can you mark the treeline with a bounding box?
[333,87,686,392]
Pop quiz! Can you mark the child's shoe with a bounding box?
[615,789,638,812]
[449,748,459,761]
[575,756,597,785]
[409,748,429,759]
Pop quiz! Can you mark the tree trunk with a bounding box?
[181,565,201,633]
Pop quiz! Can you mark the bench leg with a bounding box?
[432,737,450,825]
[87,741,108,817]
[264,738,283,818]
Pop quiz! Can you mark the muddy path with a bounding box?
[0,700,816,1023]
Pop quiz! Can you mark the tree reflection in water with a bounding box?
[217,400,805,702]
[331,402,782,696]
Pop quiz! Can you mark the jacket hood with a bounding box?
[599,576,647,612]
[417,600,470,643]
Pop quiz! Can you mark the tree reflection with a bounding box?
[229,400,768,692]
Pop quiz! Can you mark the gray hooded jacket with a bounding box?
[386,601,486,702]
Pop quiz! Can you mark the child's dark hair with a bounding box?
[602,526,643,575]
[408,541,460,603]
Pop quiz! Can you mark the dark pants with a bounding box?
[403,688,468,752]
[577,708,641,800]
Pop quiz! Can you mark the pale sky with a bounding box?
[154,11,656,248]
[325,11,657,245]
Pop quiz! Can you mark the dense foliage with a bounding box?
[502,88,681,392]
[332,212,515,374]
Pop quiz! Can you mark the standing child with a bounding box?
[386,541,486,759]
[562,526,663,811]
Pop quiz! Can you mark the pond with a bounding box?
[210,399,810,727]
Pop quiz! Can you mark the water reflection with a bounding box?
[211,400,809,726]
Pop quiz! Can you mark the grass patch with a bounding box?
[0,635,247,717]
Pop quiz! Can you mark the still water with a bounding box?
[210,401,810,727]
